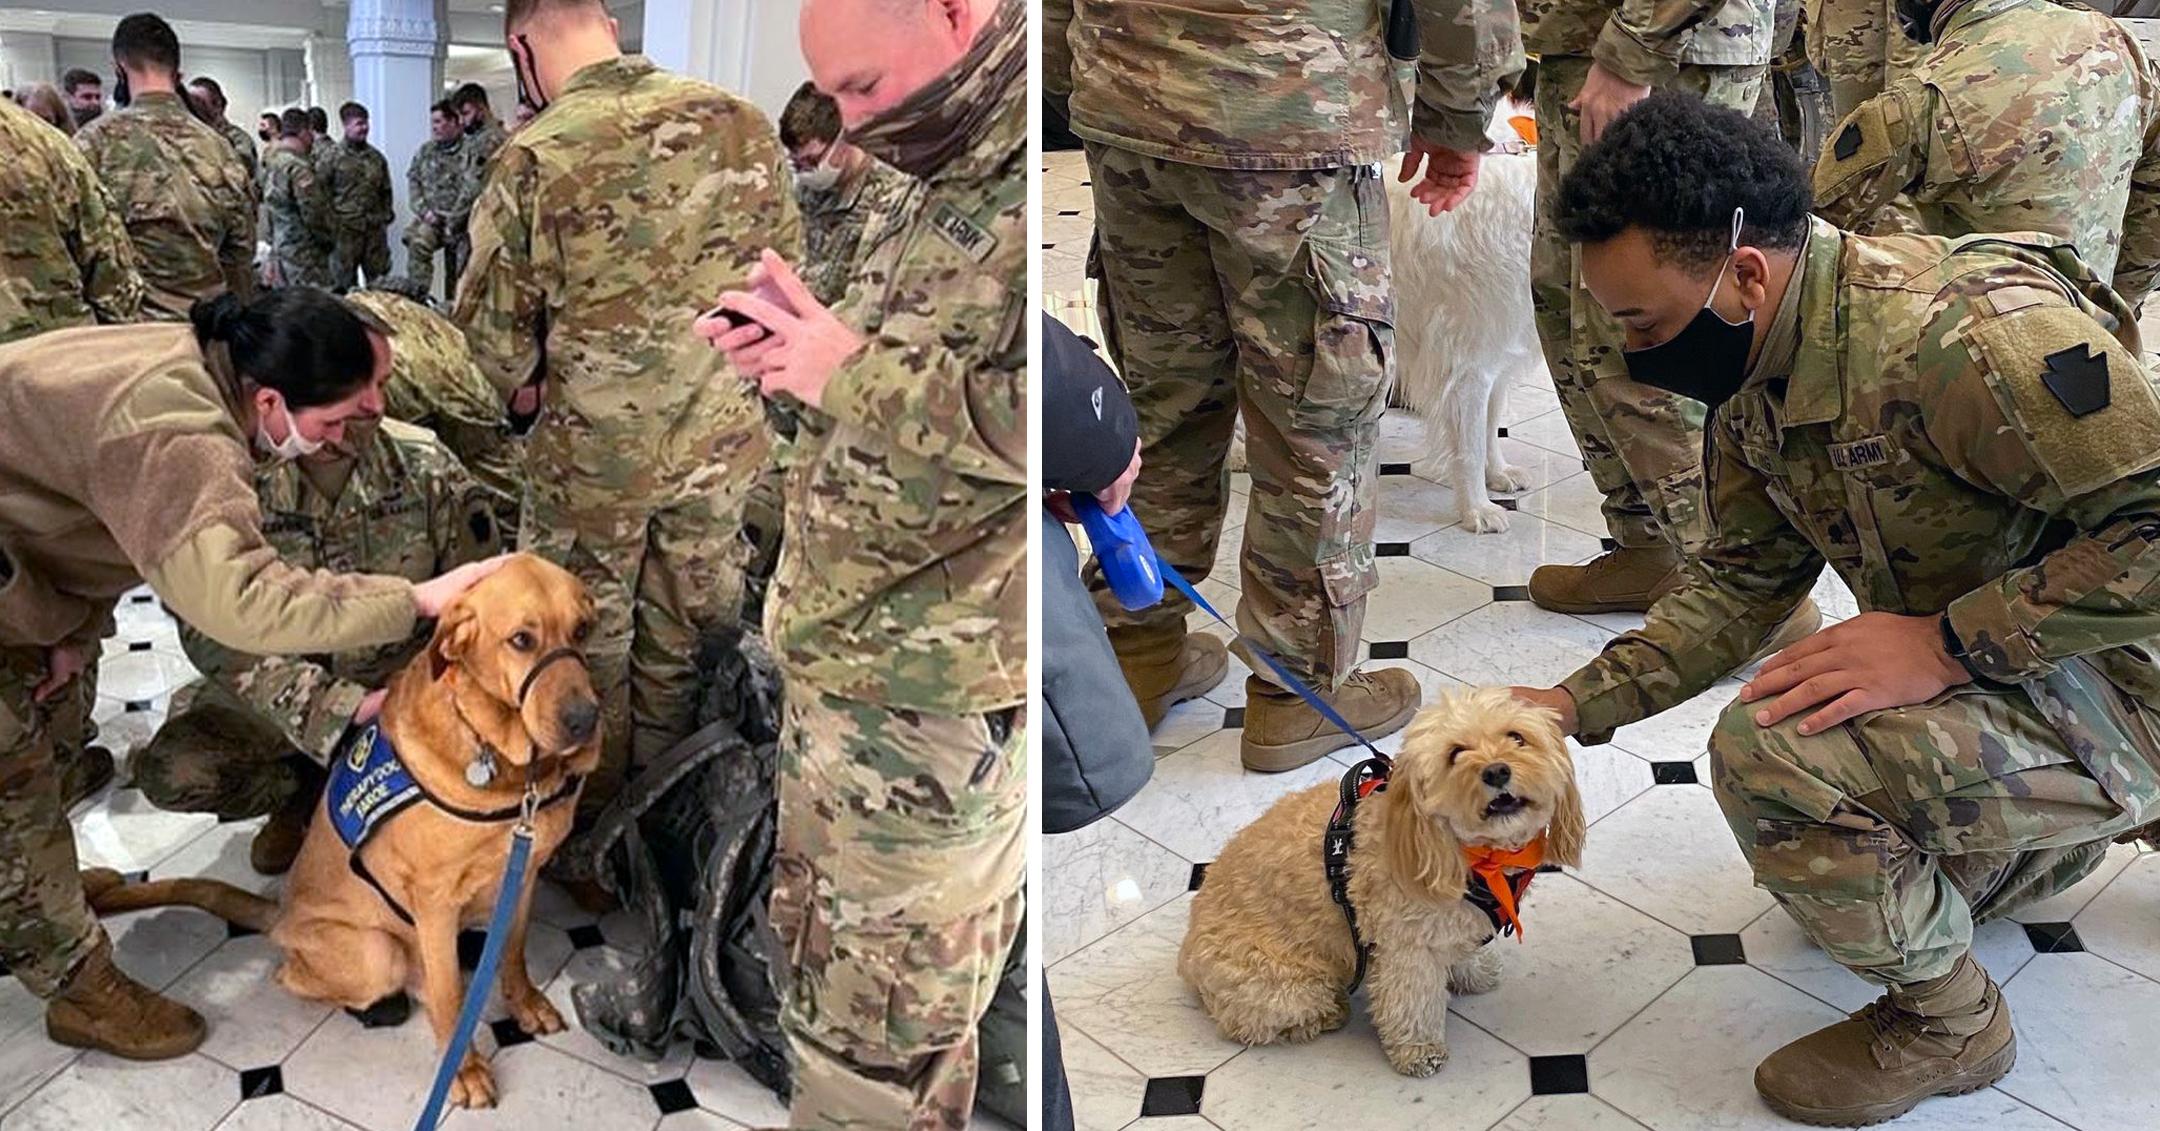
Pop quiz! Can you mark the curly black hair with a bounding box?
[1556,91,1810,270]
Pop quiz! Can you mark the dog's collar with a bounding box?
[1462,835,1546,942]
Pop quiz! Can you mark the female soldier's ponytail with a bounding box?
[187,288,376,408]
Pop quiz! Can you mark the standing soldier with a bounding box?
[705,0,1022,1125]
[458,0,796,826]
[264,107,333,289]
[306,106,333,172]
[74,13,255,319]
[776,81,922,307]
[1517,93,2160,1127]
[405,101,471,299]
[452,83,510,178]
[60,68,102,129]
[185,76,258,186]
[323,101,395,291]
[348,281,524,542]
[1811,0,2160,310]
[1809,0,1927,123]
[1050,0,1521,766]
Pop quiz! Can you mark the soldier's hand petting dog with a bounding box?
[1400,138,1483,215]
[1740,611,1971,735]
[696,249,864,409]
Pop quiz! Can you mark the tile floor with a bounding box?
[1041,146,2160,1131]
[0,593,802,1131]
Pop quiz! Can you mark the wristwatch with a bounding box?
[1938,614,1992,685]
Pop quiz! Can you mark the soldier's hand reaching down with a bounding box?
[1739,611,1971,736]
[695,250,864,410]
[1400,139,1483,215]
[1570,62,1652,144]
[32,643,87,704]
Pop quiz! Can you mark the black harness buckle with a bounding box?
[1324,755,1393,994]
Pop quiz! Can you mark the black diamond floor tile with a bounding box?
[1369,640,1410,660]
[1377,542,1411,557]
[1495,497,1519,511]
[457,928,486,970]
[1379,462,1413,476]
[1222,707,1245,729]
[1600,537,1618,552]
[238,1064,283,1101]
[226,920,259,939]
[568,923,607,950]
[125,700,151,712]
[489,1016,536,1049]
[1652,761,1699,785]
[128,641,153,652]
[1528,1054,1589,1095]
[2024,922,2084,954]
[1141,1075,1205,1117]
[1189,862,1210,891]
[649,1078,698,1115]
[1691,934,1747,966]
[1493,585,1531,602]
[1496,427,1509,438]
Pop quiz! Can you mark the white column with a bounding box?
[0,31,59,94]
[349,0,445,279]
[641,0,809,120]
[303,33,354,112]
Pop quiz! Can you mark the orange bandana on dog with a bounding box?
[1462,834,1545,941]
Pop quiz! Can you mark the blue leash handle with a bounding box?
[413,821,535,1130]
[1159,561,1387,763]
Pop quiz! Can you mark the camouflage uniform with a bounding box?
[74,90,256,320]
[1529,0,1773,553]
[132,419,499,819]
[1807,0,1928,122]
[765,5,1026,1126]
[211,118,260,187]
[453,118,509,275]
[404,136,470,298]
[263,146,333,289]
[1812,0,2160,310]
[0,97,144,345]
[1559,220,2160,985]
[323,138,395,290]
[457,56,795,817]
[798,158,922,307]
[346,288,524,541]
[1051,0,1524,687]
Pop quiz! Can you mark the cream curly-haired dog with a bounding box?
[1179,688,1584,1076]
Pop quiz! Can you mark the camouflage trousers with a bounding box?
[403,219,467,302]
[0,647,104,997]
[1804,0,1928,123]
[1083,144,1392,688]
[1534,58,1765,551]
[329,225,393,292]
[269,245,333,291]
[131,681,317,821]
[1708,667,2158,985]
[520,460,760,822]
[770,692,1026,1131]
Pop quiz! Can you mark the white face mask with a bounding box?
[256,398,325,462]
[797,163,841,193]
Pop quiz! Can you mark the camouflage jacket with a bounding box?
[457,56,796,500]
[0,97,144,344]
[1522,0,1773,83]
[767,71,1026,712]
[212,118,260,188]
[175,419,501,760]
[799,157,923,307]
[74,91,256,320]
[406,136,471,227]
[346,288,524,519]
[1048,0,1525,166]
[263,146,332,274]
[1812,0,2160,308]
[323,138,395,231]
[459,118,509,207]
[1561,220,2160,806]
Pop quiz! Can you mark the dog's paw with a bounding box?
[1486,462,1531,494]
[449,1053,498,1109]
[508,990,566,1037]
[1460,501,1512,534]
[1386,1040,1451,1078]
[1449,949,1504,995]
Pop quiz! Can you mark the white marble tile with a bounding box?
[656,1111,744,1131]
[1043,211,1096,248]
[1202,1012,1528,1131]
[5,1051,238,1131]
[1574,785,1773,936]
[1739,906,2034,1014]
[1999,952,2160,1131]
[95,649,201,706]
[1809,571,1861,622]
[283,1009,456,1131]
[1057,1023,1146,1131]
[1607,682,1746,767]
[1051,896,1247,1079]
[1114,730,1348,865]
[73,789,216,874]
[1198,625,1255,710]
[1182,579,1242,635]
[1448,875,1693,1057]
[1569,741,1654,828]
[1154,694,1233,756]
[0,1025,81,1116]
[1211,522,1245,590]
[1591,966,1841,1131]
[167,936,335,1072]
[93,694,171,757]
[2072,853,2160,980]
[1377,411,1439,464]
[1498,382,1566,428]
[1408,602,1613,691]
[1409,512,1605,588]
[2006,840,2138,924]
[1505,410,1585,461]
[107,906,231,991]
[1492,1095,1651,1131]
[1840,1090,2091,1131]
[532,947,696,1086]
[1372,474,1465,545]
[678,1053,792,1129]
[152,818,281,898]
[1514,473,1611,541]
[527,879,601,933]
[214,1095,367,1131]
[1045,817,1194,966]
[437,1042,657,1131]
[1362,558,1493,648]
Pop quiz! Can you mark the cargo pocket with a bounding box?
[1750,816,1915,975]
[785,899,1015,1062]
[1297,239,1394,432]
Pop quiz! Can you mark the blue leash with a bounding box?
[1159,561,1387,763]
[412,791,538,1130]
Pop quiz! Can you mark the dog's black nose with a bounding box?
[1482,763,1512,789]
[559,698,599,744]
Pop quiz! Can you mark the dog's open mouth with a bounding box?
[1483,793,1530,819]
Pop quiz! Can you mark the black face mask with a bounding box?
[511,34,548,115]
[1895,0,1941,43]
[112,70,130,108]
[1619,212,1758,412]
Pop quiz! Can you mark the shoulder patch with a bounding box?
[1966,304,2160,496]
[2042,343,2111,417]
[1828,435,1894,470]
[1834,122,1862,161]
[929,200,997,264]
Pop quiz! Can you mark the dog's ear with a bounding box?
[1383,772,1467,902]
[1546,766,1587,868]
[428,601,478,681]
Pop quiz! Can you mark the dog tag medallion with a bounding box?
[466,749,497,788]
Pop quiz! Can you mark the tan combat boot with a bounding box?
[46,937,207,1060]
[1529,545,1681,614]
[1109,622,1228,730]
[1752,598,1824,664]
[1754,954,2015,1127]
[1241,668,1421,772]
[251,760,325,876]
